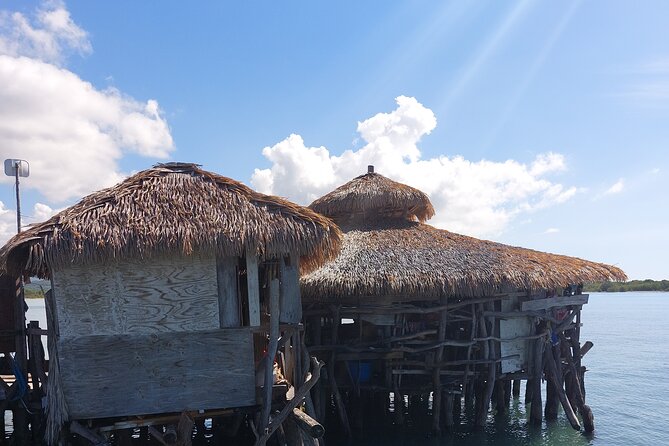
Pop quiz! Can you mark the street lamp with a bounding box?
[4,159,30,233]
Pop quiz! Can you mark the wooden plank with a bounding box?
[52,254,219,338]
[245,251,260,327]
[217,256,240,328]
[279,254,302,324]
[521,295,589,312]
[58,328,256,419]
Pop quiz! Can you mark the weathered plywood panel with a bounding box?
[279,254,302,324]
[58,328,255,419]
[245,251,260,326]
[52,254,219,338]
[217,256,240,328]
[521,295,589,312]
[499,296,532,374]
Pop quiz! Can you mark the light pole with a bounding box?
[3,158,30,438]
[4,159,29,233]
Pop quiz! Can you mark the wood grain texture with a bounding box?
[52,254,220,338]
[521,295,588,312]
[245,251,260,326]
[58,328,256,419]
[279,254,302,324]
[217,256,240,328]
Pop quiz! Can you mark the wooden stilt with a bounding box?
[431,296,448,434]
[560,333,595,432]
[328,306,351,439]
[494,380,506,415]
[476,303,496,429]
[525,379,533,404]
[529,332,544,426]
[504,379,512,408]
[444,393,454,431]
[512,379,521,399]
[259,278,281,437]
[544,342,580,430]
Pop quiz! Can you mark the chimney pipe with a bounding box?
[368,165,374,174]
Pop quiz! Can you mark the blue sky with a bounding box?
[0,0,667,279]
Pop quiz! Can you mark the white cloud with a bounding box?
[544,228,560,234]
[605,179,625,195]
[651,167,660,174]
[0,201,57,242]
[0,0,91,64]
[0,2,174,204]
[252,96,578,237]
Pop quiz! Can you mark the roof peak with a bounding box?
[309,169,435,224]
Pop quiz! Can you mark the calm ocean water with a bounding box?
[14,292,669,445]
[349,291,669,446]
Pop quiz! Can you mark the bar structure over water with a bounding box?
[0,163,341,445]
[300,167,626,437]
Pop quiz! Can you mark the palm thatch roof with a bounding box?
[309,169,435,224]
[0,163,342,278]
[302,171,626,301]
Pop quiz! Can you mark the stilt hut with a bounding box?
[0,162,341,445]
[300,166,625,436]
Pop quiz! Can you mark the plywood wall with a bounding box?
[58,328,256,418]
[52,254,220,338]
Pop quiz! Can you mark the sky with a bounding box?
[0,0,667,280]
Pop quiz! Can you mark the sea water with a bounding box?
[350,292,669,446]
[13,292,669,445]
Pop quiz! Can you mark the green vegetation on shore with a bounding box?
[584,279,669,292]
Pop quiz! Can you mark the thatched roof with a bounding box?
[302,171,626,301]
[309,169,435,224]
[0,163,342,278]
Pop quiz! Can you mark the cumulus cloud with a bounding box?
[544,228,560,234]
[0,1,174,204]
[604,179,625,195]
[252,96,577,237]
[0,201,57,242]
[0,0,91,64]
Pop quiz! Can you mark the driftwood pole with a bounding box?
[328,306,351,438]
[431,296,448,434]
[544,341,580,430]
[260,278,281,435]
[475,303,496,429]
[529,324,545,426]
[254,358,324,446]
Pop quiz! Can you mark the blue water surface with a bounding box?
[16,292,669,445]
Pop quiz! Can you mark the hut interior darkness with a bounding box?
[0,163,341,446]
[301,166,626,437]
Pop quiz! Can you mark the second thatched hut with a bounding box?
[300,166,625,436]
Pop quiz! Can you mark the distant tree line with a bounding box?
[584,279,669,292]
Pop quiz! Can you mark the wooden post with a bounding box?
[328,306,351,438]
[560,333,595,432]
[529,330,544,426]
[512,379,521,399]
[290,408,325,438]
[544,342,581,430]
[260,278,281,434]
[431,296,448,434]
[246,250,261,327]
[444,393,454,431]
[475,303,496,429]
